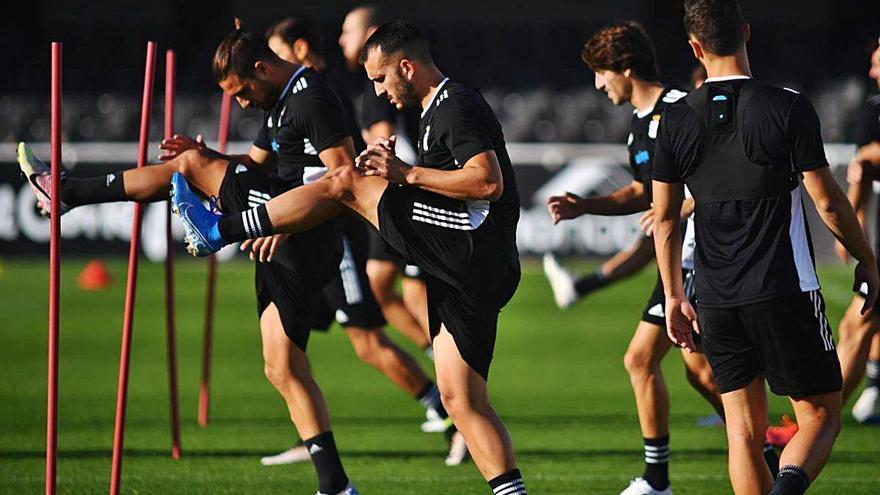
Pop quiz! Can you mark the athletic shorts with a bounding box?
[697,290,842,397]
[857,278,880,312]
[377,184,520,379]
[366,225,424,278]
[641,269,697,327]
[311,215,387,331]
[219,161,342,350]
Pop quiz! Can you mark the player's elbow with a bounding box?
[483,180,503,201]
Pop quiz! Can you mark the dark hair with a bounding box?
[358,20,432,65]
[683,0,746,56]
[212,28,279,82]
[581,21,661,82]
[357,4,391,29]
[266,16,324,57]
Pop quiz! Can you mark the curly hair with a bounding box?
[581,21,660,82]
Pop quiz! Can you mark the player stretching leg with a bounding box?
[548,21,749,495]
[339,5,434,359]
[653,1,879,493]
[172,21,528,495]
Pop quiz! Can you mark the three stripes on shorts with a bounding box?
[411,201,474,230]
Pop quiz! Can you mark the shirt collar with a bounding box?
[277,65,308,105]
[421,77,450,118]
[704,75,751,83]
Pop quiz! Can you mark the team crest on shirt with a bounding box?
[648,115,661,139]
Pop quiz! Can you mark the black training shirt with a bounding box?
[254,67,350,189]
[417,78,520,265]
[627,86,687,202]
[653,78,828,307]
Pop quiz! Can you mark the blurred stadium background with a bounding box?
[2,1,880,494]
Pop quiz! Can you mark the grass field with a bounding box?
[0,257,878,494]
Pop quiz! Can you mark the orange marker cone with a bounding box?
[77,259,112,291]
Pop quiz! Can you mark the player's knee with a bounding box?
[263,361,296,390]
[685,364,715,392]
[351,332,382,367]
[800,404,841,439]
[623,348,653,377]
[175,149,203,178]
[325,166,357,201]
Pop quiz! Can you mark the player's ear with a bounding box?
[253,60,271,77]
[742,22,751,44]
[623,68,633,80]
[294,38,310,63]
[400,58,415,81]
[688,39,704,62]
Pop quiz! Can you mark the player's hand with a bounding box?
[834,240,850,264]
[665,295,699,352]
[159,134,206,160]
[639,206,655,236]
[358,136,412,184]
[240,233,289,263]
[547,192,584,224]
[854,260,880,314]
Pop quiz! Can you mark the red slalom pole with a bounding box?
[198,92,231,427]
[163,49,182,460]
[109,41,156,495]
[46,40,62,495]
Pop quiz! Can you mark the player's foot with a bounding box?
[170,172,226,256]
[316,482,359,495]
[17,142,69,217]
[543,253,578,309]
[420,408,451,433]
[619,477,672,495]
[260,442,310,466]
[765,414,799,448]
[444,431,469,466]
[852,386,880,423]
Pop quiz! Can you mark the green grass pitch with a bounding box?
[0,258,878,494]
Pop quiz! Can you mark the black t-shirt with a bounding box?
[627,86,687,202]
[253,67,349,189]
[653,78,828,307]
[417,78,520,265]
[856,94,880,147]
[324,70,366,154]
[360,79,397,130]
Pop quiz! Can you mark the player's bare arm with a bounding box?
[547,181,647,225]
[802,167,880,312]
[652,180,698,352]
[358,136,503,201]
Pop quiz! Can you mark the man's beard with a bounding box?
[394,79,419,109]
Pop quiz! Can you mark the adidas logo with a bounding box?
[308,443,323,454]
[106,174,116,186]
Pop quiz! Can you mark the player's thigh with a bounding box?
[433,325,488,409]
[260,303,306,376]
[789,391,841,426]
[625,320,674,370]
[720,375,769,434]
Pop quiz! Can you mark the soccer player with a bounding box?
[260,15,462,466]
[830,37,880,424]
[547,21,732,495]
[652,2,879,494]
[543,61,708,311]
[339,5,433,355]
[171,20,528,495]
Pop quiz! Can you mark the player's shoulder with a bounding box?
[430,80,487,117]
[660,86,688,105]
[286,68,335,102]
[744,81,809,112]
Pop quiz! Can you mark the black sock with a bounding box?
[416,381,448,419]
[218,204,274,242]
[867,359,880,388]
[489,468,527,495]
[769,464,810,495]
[574,271,610,297]
[303,431,349,495]
[763,442,780,478]
[61,173,127,206]
[642,435,670,490]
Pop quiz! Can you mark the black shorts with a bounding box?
[857,279,880,312]
[366,226,424,278]
[377,184,520,379]
[219,161,342,350]
[311,215,386,331]
[641,269,697,327]
[698,290,842,397]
